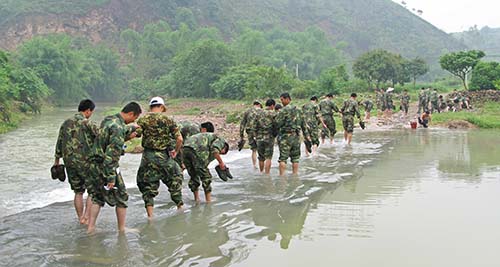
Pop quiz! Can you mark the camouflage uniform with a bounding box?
[341,99,361,133]
[183,133,227,193]
[319,98,339,139]
[88,114,134,208]
[418,90,426,113]
[276,104,309,163]
[385,92,394,110]
[255,108,277,161]
[424,89,431,112]
[400,93,411,114]
[362,99,374,113]
[136,113,183,208]
[430,90,439,113]
[302,102,322,146]
[55,113,98,194]
[173,121,200,167]
[240,107,260,150]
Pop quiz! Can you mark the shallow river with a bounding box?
[0,107,499,267]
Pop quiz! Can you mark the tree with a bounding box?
[470,61,500,90]
[353,49,400,89]
[405,57,429,89]
[161,40,235,98]
[439,50,485,90]
[317,65,349,95]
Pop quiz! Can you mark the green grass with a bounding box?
[0,111,30,134]
[432,102,500,129]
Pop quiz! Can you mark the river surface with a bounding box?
[0,107,499,267]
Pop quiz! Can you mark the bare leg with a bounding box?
[312,145,318,156]
[74,193,84,222]
[116,207,126,232]
[279,161,287,176]
[346,133,353,145]
[344,131,348,142]
[87,203,101,234]
[193,190,200,203]
[259,160,265,172]
[146,206,154,220]
[264,159,272,174]
[252,150,257,168]
[80,197,92,225]
[205,192,212,203]
[292,163,299,175]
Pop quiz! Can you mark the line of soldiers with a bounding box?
[54,97,229,233]
[239,92,363,176]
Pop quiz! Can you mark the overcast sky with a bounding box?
[393,0,500,33]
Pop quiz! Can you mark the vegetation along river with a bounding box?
[0,107,499,267]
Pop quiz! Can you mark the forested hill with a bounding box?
[0,0,464,61]
[452,27,500,62]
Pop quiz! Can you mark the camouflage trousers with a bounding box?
[278,132,301,163]
[183,147,213,193]
[321,115,336,139]
[401,103,409,114]
[88,159,128,208]
[65,161,91,194]
[342,115,355,133]
[257,135,275,161]
[306,121,320,146]
[431,101,439,113]
[247,130,258,150]
[136,149,184,207]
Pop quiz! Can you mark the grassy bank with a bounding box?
[0,112,31,134]
[432,102,500,129]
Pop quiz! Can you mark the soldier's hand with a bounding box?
[129,132,138,139]
[322,122,327,128]
[54,158,60,166]
[219,162,226,170]
[169,150,177,159]
[105,182,115,191]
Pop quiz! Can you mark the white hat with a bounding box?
[386,87,394,93]
[149,96,165,106]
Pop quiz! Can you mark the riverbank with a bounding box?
[0,111,31,134]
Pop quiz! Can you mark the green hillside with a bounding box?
[452,26,500,62]
[0,0,465,67]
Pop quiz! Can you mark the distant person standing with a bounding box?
[430,88,439,113]
[136,97,184,219]
[255,99,278,174]
[418,87,426,114]
[341,93,362,145]
[87,102,142,233]
[54,99,98,225]
[319,93,340,144]
[276,93,310,176]
[400,89,411,116]
[239,101,262,168]
[302,96,326,156]
[362,95,374,121]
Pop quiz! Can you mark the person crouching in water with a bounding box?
[183,133,229,203]
[136,97,185,219]
[418,111,431,128]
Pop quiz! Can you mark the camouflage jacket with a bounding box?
[239,106,261,137]
[302,102,322,127]
[430,91,438,102]
[184,133,226,163]
[136,112,180,151]
[400,94,411,105]
[255,108,277,140]
[91,114,135,184]
[178,121,200,140]
[275,104,309,137]
[341,99,361,118]
[362,99,374,110]
[418,90,426,103]
[319,99,340,116]
[55,113,98,166]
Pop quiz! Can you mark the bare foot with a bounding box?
[80,217,89,225]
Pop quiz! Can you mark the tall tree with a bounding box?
[353,49,400,89]
[439,50,485,90]
[406,57,429,89]
[470,61,500,90]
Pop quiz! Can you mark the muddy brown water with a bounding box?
[0,107,499,267]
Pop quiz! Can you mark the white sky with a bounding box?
[394,0,500,33]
